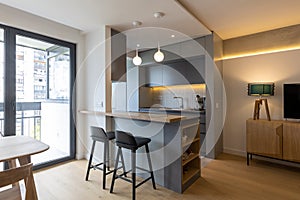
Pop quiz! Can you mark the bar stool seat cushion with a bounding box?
[91,130,115,141]
[106,131,115,140]
[135,137,151,148]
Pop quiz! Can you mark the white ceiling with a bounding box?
[178,0,300,39]
[0,0,299,40]
[0,0,210,37]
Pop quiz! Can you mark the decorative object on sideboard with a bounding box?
[248,82,275,121]
[153,12,165,62]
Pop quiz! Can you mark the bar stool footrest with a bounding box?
[136,166,152,173]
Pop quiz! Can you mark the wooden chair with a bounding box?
[0,163,38,200]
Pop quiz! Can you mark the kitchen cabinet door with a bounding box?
[180,38,205,58]
[162,62,188,86]
[246,119,283,159]
[283,122,300,162]
[163,57,204,86]
[111,29,126,81]
[145,65,163,86]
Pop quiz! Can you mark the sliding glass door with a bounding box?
[1,24,76,169]
[0,28,4,171]
[0,28,4,136]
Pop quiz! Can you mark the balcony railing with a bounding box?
[0,102,41,140]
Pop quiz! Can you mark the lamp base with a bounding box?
[253,99,271,121]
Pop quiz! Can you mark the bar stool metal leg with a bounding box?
[102,140,107,189]
[85,140,96,181]
[145,144,156,189]
[132,150,136,200]
[107,140,110,171]
[120,149,127,177]
[110,131,156,200]
[110,147,121,193]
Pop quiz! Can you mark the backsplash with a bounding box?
[151,84,206,109]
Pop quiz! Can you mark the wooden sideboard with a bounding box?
[246,119,300,165]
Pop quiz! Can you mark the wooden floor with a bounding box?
[34,154,300,200]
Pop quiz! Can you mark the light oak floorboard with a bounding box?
[34,154,300,200]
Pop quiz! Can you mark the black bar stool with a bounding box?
[85,126,126,189]
[110,131,156,200]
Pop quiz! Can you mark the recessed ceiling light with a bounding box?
[153,12,165,19]
[132,21,142,27]
[171,35,175,38]
[136,44,140,47]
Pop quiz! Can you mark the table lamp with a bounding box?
[248,83,275,121]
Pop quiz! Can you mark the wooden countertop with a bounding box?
[79,110,187,123]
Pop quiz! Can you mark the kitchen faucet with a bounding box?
[173,96,183,109]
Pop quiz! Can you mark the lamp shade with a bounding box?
[248,83,275,96]
[154,49,164,62]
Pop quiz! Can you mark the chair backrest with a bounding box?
[0,163,37,200]
[90,126,108,141]
[115,131,137,149]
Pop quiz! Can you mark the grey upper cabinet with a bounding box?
[138,35,210,86]
[111,29,126,82]
[163,56,205,86]
[144,56,205,87]
[139,49,156,66]
[139,49,181,66]
[144,65,163,86]
[180,37,206,58]
[162,62,189,86]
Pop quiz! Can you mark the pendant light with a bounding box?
[154,42,164,62]
[133,48,142,66]
[132,21,143,66]
[153,12,165,63]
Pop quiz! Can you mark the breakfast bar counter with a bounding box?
[79,110,186,123]
[80,110,201,193]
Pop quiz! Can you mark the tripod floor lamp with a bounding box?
[248,83,275,121]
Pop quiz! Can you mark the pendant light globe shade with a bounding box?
[133,55,142,66]
[154,49,164,62]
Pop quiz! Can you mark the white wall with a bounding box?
[223,49,300,155]
[152,84,206,109]
[76,27,110,160]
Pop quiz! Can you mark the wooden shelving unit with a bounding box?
[182,138,200,149]
[182,167,200,185]
[181,122,201,192]
[182,153,199,166]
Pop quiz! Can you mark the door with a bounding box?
[1,24,76,169]
[0,28,4,171]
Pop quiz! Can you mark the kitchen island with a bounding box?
[80,110,201,193]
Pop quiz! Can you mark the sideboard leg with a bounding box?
[247,153,250,166]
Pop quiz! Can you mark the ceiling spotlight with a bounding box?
[171,34,175,38]
[153,12,165,19]
[132,21,142,27]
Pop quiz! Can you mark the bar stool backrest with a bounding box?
[90,126,109,141]
[115,131,137,149]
